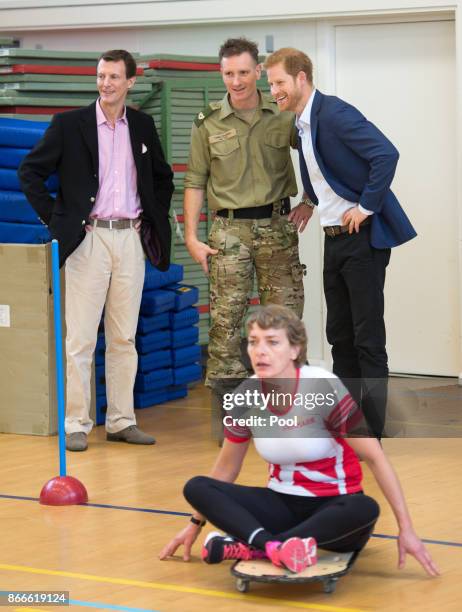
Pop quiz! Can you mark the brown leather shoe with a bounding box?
[66,432,88,452]
[106,425,155,445]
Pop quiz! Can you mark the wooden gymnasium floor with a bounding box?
[1,379,462,612]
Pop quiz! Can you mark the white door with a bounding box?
[335,20,458,375]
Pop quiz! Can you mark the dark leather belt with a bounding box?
[323,217,371,237]
[216,197,291,219]
[91,218,137,230]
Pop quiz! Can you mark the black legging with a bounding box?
[184,476,380,552]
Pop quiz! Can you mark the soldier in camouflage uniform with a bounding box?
[184,38,309,398]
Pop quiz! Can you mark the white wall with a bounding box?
[6,21,317,55]
[0,0,454,30]
[335,20,458,375]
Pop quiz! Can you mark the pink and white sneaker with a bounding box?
[303,536,318,566]
[265,536,317,573]
[202,531,267,564]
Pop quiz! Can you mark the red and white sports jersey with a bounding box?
[224,365,363,497]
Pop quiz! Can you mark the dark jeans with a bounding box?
[185,476,379,553]
[323,227,391,437]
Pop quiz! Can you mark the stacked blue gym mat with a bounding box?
[0,117,53,243]
[94,262,202,424]
[0,117,203,424]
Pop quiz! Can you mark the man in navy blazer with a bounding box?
[19,50,174,451]
[265,48,416,438]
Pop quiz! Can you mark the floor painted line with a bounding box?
[0,494,38,502]
[0,495,189,518]
[81,502,189,517]
[0,563,365,612]
[68,599,160,611]
[2,493,461,548]
[371,533,462,548]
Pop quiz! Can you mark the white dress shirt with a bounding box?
[296,89,372,226]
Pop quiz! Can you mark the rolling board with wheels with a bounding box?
[231,549,359,594]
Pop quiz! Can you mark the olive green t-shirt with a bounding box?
[184,91,298,210]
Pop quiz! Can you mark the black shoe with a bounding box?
[201,532,266,564]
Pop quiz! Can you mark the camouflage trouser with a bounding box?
[206,210,305,387]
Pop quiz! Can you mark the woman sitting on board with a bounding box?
[160,305,438,577]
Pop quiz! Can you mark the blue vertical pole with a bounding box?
[51,239,67,477]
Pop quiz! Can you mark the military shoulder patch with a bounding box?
[194,102,221,127]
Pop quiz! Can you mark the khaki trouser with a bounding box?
[206,211,304,386]
[64,226,145,434]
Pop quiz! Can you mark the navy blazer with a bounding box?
[298,90,416,249]
[19,102,174,268]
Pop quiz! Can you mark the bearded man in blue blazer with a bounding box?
[265,48,416,438]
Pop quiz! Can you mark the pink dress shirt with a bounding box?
[91,99,142,220]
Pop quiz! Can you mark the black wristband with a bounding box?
[190,516,206,527]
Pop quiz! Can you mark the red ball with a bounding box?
[39,476,88,506]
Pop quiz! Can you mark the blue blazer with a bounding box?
[298,90,416,249]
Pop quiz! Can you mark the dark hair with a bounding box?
[219,37,259,64]
[246,305,307,367]
[264,47,313,84]
[97,49,137,79]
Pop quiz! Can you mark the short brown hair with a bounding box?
[219,37,259,64]
[97,49,137,79]
[246,305,307,367]
[264,47,313,84]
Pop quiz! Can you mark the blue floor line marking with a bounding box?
[1,494,37,502]
[82,502,189,517]
[2,493,461,548]
[68,600,159,612]
[371,533,462,547]
[0,494,189,517]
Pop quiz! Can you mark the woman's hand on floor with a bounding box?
[159,523,203,562]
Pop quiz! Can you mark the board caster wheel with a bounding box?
[323,578,338,594]
[236,578,250,593]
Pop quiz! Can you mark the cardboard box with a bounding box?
[0,243,95,435]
